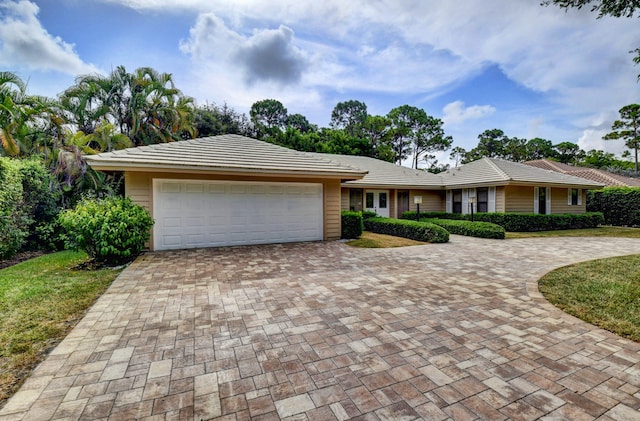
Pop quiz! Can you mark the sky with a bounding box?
[1,0,639,165]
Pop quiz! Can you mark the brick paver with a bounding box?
[2,236,640,420]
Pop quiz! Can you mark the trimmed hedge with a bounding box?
[341,211,364,239]
[422,218,505,239]
[587,187,640,227]
[361,210,378,220]
[364,217,449,243]
[402,211,603,232]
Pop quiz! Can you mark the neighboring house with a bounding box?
[315,155,604,218]
[524,159,640,187]
[437,158,603,216]
[86,136,604,251]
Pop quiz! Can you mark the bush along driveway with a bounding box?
[2,237,640,420]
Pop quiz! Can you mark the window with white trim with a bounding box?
[568,188,582,206]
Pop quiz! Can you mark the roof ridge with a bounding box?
[484,158,511,181]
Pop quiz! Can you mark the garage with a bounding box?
[153,179,324,250]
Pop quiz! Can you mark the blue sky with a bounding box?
[1,0,639,164]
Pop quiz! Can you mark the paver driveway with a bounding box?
[2,236,640,420]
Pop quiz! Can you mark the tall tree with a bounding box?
[554,141,584,164]
[60,66,196,147]
[464,129,510,162]
[330,100,368,137]
[450,146,467,167]
[194,102,251,137]
[287,113,315,133]
[250,99,288,138]
[362,115,394,162]
[387,105,452,168]
[604,104,640,172]
[0,72,28,156]
[524,138,557,160]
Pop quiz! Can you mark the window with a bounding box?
[568,188,581,206]
[477,188,488,212]
[379,192,387,209]
[453,189,462,213]
[349,189,363,211]
[366,192,374,208]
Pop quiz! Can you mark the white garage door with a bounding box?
[152,179,324,250]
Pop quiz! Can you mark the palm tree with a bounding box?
[0,71,28,156]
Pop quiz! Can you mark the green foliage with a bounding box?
[341,211,364,239]
[361,210,378,220]
[364,217,449,243]
[387,105,452,168]
[0,159,29,259]
[194,102,251,137]
[587,187,640,226]
[59,196,154,264]
[250,99,288,138]
[330,100,368,137]
[604,104,640,173]
[422,218,505,239]
[402,210,603,231]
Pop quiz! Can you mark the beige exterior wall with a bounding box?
[340,187,350,211]
[124,171,343,249]
[339,187,444,217]
[323,180,342,241]
[495,186,506,213]
[409,190,445,213]
[504,185,534,213]
[502,185,588,214]
[550,188,587,214]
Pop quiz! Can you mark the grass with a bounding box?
[0,251,122,406]
[346,231,426,248]
[506,226,640,239]
[539,254,640,342]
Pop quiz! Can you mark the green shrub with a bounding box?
[361,210,378,220]
[588,188,640,226]
[59,196,154,264]
[364,217,449,243]
[402,210,603,232]
[422,218,505,239]
[0,158,31,259]
[341,211,364,239]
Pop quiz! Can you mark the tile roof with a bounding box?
[441,158,604,188]
[309,153,442,188]
[85,135,367,178]
[524,159,640,187]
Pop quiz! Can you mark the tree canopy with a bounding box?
[604,104,640,172]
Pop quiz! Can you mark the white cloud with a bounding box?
[101,0,639,152]
[0,0,99,75]
[180,13,308,86]
[442,101,496,125]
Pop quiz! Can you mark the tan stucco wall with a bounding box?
[125,171,342,249]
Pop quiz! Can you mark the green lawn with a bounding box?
[0,251,122,406]
[506,226,640,239]
[346,231,426,248]
[539,254,640,342]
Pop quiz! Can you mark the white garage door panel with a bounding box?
[153,180,323,250]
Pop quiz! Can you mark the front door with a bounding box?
[365,190,389,217]
[397,190,410,218]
